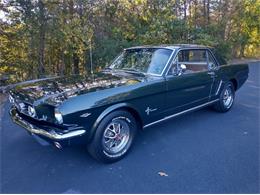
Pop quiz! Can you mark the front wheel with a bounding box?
[213,81,235,112]
[88,110,137,163]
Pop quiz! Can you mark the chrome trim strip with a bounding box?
[10,108,86,140]
[176,61,208,65]
[160,49,176,76]
[143,99,219,128]
[184,85,206,92]
[215,80,223,95]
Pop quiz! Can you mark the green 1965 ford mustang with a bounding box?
[9,44,249,163]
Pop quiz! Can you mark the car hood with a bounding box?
[10,72,144,106]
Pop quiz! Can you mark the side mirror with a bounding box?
[177,64,186,75]
[180,64,187,71]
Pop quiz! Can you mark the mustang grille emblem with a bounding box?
[145,107,157,115]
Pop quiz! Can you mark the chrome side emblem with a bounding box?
[80,113,91,118]
[145,107,157,115]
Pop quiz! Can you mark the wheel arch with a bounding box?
[230,78,238,91]
[88,102,143,142]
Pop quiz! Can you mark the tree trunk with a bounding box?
[60,51,65,76]
[37,0,46,78]
[189,0,192,24]
[68,0,80,75]
[28,35,35,79]
[184,0,187,22]
[175,0,179,17]
[73,52,80,74]
[203,0,206,27]
[194,0,198,28]
[239,44,246,58]
[207,0,210,25]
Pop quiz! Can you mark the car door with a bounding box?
[207,50,222,99]
[164,49,215,115]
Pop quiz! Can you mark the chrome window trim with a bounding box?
[143,99,219,128]
[207,49,220,67]
[165,69,210,79]
[165,48,220,76]
[173,61,209,65]
[207,49,219,70]
[215,80,223,95]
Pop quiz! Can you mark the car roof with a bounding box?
[126,44,211,51]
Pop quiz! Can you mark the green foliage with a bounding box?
[0,0,259,85]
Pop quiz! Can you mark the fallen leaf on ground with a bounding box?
[158,171,168,177]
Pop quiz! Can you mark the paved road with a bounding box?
[1,62,259,193]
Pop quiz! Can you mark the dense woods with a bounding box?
[0,0,259,85]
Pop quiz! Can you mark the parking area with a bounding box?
[0,62,259,193]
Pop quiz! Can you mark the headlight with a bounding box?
[54,109,63,124]
[28,106,36,117]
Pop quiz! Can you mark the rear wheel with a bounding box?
[213,81,235,112]
[88,110,137,163]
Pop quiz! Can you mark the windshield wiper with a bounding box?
[101,67,113,73]
[121,68,146,76]
[103,67,112,71]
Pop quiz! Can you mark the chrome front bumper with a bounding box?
[10,108,86,140]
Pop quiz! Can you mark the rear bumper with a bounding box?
[10,108,86,141]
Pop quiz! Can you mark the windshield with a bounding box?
[110,48,173,75]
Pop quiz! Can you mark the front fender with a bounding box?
[88,102,140,142]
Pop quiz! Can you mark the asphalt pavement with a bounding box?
[1,62,259,193]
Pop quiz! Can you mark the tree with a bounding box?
[0,0,259,85]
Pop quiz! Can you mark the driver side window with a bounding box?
[168,49,209,76]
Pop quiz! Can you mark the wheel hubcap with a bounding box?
[102,120,130,154]
[223,87,233,108]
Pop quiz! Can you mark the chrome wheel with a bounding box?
[102,119,130,154]
[223,86,233,109]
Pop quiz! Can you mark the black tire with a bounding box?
[87,110,137,163]
[213,81,235,112]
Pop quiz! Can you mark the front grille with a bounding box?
[14,108,68,132]
[9,94,37,118]
[16,102,35,117]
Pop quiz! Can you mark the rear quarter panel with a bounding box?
[217,63,249,90]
